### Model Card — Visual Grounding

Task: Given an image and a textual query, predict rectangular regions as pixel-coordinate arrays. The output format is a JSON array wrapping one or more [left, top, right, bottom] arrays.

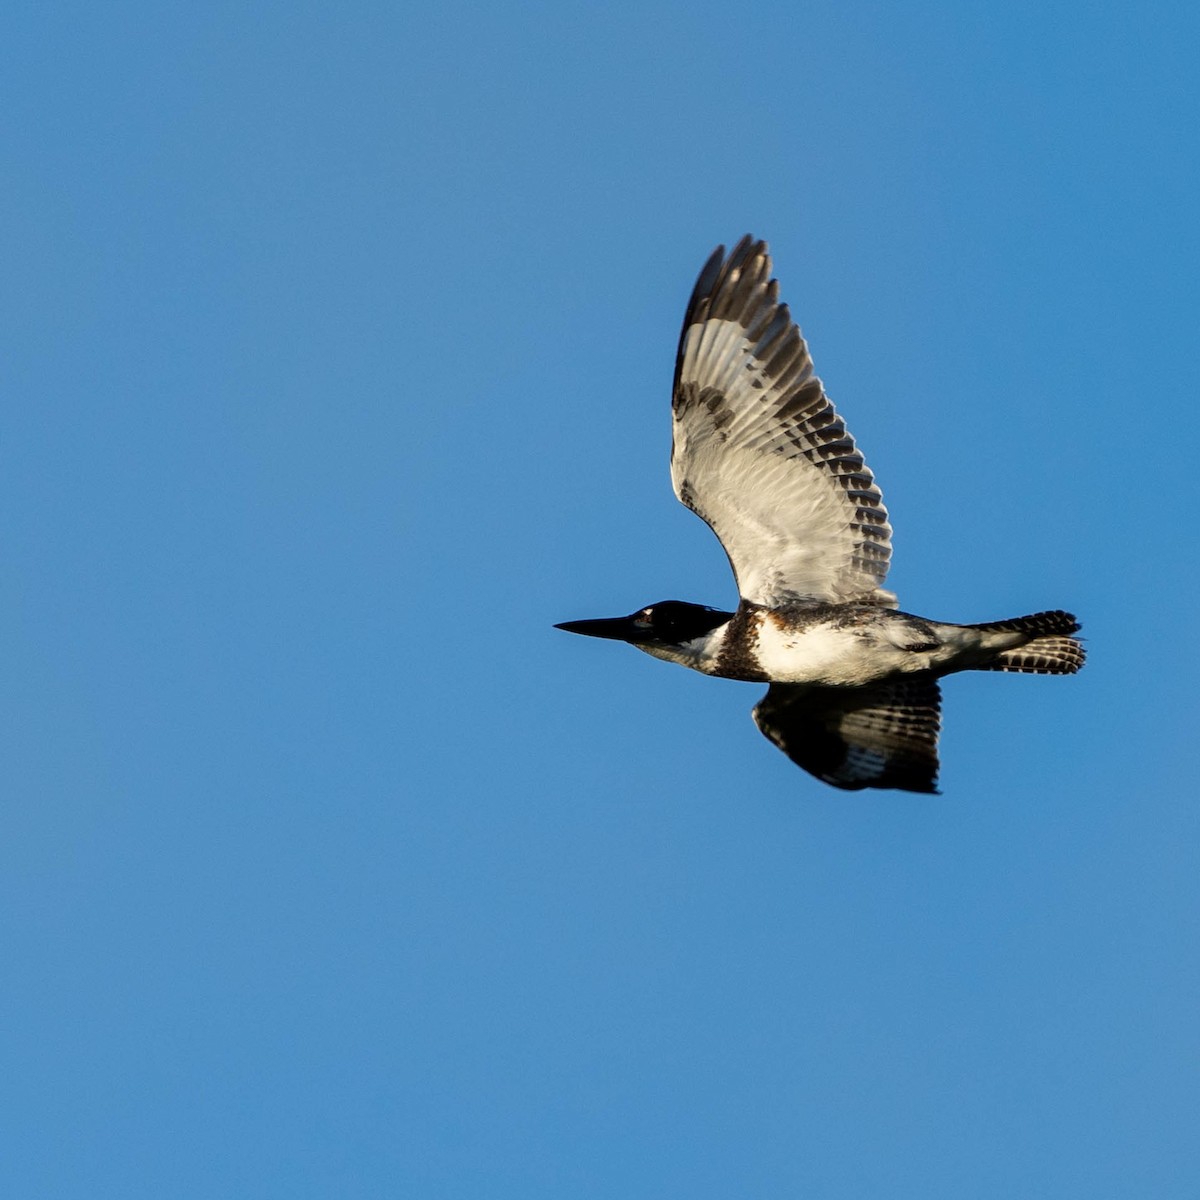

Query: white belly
[[753, 619, 903, 685]]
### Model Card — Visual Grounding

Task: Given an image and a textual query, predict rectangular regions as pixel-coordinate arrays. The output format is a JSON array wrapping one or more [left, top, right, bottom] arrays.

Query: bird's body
[[638, 602, 1074, 687], [556, 237, 1083, 792]]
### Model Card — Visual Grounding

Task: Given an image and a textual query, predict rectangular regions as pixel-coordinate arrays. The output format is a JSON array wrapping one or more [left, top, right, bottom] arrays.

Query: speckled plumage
[[556, 238, 1084, 792]]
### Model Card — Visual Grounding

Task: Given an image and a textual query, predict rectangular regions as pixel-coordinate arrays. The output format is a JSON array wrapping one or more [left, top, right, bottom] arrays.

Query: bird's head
[[555, 600, 733, 668]]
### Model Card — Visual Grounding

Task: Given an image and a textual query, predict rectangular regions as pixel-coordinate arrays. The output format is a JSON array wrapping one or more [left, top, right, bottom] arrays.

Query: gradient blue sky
[[3, 2, 1197, 1196]]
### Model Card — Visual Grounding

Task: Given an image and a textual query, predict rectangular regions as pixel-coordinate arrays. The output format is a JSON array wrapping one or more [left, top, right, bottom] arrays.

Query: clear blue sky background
[[3, 2, 1197, 1196]]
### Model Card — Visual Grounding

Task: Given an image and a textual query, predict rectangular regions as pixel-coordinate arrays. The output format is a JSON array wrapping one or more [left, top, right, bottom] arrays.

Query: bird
[[555, 236, 1083, 792]]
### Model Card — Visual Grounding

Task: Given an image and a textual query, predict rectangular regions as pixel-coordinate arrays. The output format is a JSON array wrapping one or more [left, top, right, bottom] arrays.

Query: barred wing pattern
[[671, 237, 894, 608], [753, 680, 942, 793]]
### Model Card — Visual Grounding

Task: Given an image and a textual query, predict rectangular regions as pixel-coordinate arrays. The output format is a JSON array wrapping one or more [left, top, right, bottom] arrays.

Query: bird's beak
[[554, 615, 648, 643]]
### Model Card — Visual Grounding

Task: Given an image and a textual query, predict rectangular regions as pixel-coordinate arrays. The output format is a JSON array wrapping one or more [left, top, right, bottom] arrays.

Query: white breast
[[753, 617, 902, 686]]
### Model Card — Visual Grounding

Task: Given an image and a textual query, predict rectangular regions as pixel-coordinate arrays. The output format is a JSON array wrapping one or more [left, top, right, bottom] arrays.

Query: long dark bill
[[553, 616, 642, 641]]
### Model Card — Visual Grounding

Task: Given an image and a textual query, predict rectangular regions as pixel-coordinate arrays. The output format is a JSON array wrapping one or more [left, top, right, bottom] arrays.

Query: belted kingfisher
[[556, 237, 1083, 792]]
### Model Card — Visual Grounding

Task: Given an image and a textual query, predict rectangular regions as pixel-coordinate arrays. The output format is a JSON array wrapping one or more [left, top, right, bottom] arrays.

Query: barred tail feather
[[970, 610, 1085, 675], [970, 609, 1080, 637], [981, 635, 1086, 674]]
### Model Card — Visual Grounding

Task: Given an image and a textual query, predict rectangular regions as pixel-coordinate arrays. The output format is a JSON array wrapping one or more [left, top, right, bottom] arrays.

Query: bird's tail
[[969, 610, 1085, 675]]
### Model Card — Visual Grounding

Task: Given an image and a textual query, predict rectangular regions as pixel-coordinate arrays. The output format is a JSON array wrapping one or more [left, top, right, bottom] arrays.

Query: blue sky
[[2, 2, 1197, 1195]]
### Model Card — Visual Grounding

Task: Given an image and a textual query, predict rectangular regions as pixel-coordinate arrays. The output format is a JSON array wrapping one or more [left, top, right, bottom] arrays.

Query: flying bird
[[556, 237, 1083, 792]]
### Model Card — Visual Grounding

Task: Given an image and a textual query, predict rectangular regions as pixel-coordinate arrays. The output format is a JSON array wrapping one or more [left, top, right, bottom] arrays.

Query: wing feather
[[672, 237, 894, 607], [752, 680, 942, 793]]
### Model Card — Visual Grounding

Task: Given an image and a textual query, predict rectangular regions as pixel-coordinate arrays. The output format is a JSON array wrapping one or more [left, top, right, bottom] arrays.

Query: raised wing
[[752, 680, 942, 793], [671, 236, 894, 608]]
